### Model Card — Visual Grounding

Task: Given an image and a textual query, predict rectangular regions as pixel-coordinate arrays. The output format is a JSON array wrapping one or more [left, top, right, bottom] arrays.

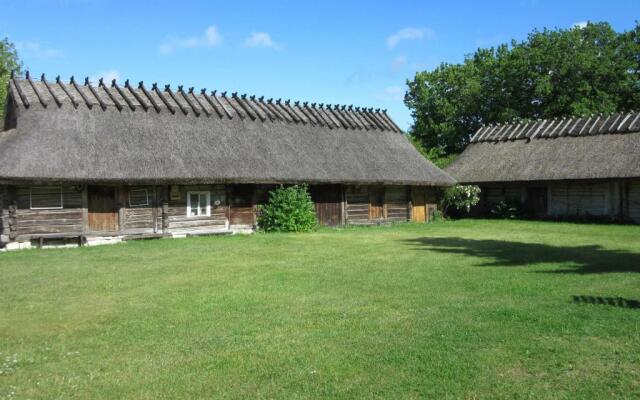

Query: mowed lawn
[[1, 220, 640, 399]]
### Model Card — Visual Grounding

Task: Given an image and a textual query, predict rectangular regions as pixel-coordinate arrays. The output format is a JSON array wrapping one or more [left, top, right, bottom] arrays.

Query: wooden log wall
[[166, 185, 227, 233], [345, 186, 370, 224], [548, 182, 608, 217], [120, 186, 157, 234], [13, 185, 83, 238], [627, 180, 640, 223], [345, 185, 410, 224], [385, 186, 409, 222], [229, 185, 256, 226], [0, 186, 8, 243]]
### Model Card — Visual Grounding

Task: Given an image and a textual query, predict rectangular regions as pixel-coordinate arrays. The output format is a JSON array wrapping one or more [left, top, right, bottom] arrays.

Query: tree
[[405, 22, 640, 154], [0, 38, 21, 122]]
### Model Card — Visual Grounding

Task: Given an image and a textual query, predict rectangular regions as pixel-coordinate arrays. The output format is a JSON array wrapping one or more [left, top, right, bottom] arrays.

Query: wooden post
[[81, 185, 88, 234], [340, 185, 346, 226], [8, 201, 17, 240], [407, 186, 413, 222], [162, 201, 169, 234]]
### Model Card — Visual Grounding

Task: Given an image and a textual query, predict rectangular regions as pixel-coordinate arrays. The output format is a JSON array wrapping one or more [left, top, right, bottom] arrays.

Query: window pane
[[190, 193, 199, 216]]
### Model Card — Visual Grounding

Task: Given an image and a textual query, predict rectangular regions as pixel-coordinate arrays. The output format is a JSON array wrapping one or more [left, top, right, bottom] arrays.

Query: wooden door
[[369, 187, 384, 220], [525, 187, 548, 217], [412, 188, 426, 222], [88, 186, 118, 232], [310, 185, 342, 226], [230, 185, 255, 225]]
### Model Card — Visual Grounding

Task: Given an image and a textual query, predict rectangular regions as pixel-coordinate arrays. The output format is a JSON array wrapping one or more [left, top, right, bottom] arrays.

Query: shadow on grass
[[404, 237, 640, 274], [572, 295, 640, 309]]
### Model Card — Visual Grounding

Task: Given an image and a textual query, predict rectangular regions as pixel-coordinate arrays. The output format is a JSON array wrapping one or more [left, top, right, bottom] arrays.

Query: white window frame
[[30, 186, 63, 210], [129, 188, 150, 208], [186, 191, 211, 217]]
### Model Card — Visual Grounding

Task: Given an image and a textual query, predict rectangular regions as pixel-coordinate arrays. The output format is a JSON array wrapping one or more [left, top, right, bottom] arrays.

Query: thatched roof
[[0, 73, 454, 186], [447, 111, 640, 183]]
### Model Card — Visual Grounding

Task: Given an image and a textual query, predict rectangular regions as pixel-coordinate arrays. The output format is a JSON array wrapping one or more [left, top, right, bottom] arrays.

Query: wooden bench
[[19, 233, 87, 248]]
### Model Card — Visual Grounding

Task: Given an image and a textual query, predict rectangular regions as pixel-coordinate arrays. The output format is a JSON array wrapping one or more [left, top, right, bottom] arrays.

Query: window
[[30, 186, 63, 209], [129, 188, 149, 207], [187, 191, 210, 217]]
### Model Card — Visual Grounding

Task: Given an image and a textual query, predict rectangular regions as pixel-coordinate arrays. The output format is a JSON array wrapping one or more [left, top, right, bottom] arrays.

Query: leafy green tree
[[405, 22, 640, 153], [0, 38, 21, 122]]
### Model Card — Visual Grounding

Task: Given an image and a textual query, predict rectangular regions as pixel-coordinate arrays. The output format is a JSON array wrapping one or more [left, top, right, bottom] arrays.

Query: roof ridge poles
[[136, 82, 161, 113], [165, 84, 190, 116], [10, 74, 30, 108], [254, 96, 278, 122], [223, 92, 246, 119], [175, 85, 201, 117], [276, 99, 299, 123], [328, 104, 353, 129], [40, 74, 62, 107], [85, 77, 107, 110], [308, 103, 331, 128], [379, 109, 403, 133], [56, 76, 78, 108], [249, 95, 274, 121], [98, 78, 123, 111], [205, 90, 232, 119], [70, 76, 93, 109], [112, 79, 136, 111], [127, 80, 151, 111], [264, 98, 290, 122], [187, 87, 210, 117], [152, 83, 176, 114], [25, 71, 47, 107], [297, 101, 318, 125]]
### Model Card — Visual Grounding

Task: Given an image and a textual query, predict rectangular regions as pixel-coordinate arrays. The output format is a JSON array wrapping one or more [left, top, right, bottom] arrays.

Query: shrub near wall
[[257, 185, 317, 232]]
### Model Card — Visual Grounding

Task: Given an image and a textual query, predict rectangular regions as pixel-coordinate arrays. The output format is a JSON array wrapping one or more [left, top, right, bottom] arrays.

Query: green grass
[[1, 220, 640, 399]]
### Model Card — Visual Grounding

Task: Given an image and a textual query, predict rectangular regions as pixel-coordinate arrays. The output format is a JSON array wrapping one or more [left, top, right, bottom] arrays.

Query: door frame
[[86, 185, 119, 233]]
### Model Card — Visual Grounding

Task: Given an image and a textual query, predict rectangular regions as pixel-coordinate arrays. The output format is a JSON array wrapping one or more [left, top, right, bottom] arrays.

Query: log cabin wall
[[13, 185, 84, 239], [165, 185, 227, 234], [309, 184, 343, 226], [0, 186, 8, 243], [626, 180, 640, 223], [345, 185, 410, 224], [119, 186, 158, 234]]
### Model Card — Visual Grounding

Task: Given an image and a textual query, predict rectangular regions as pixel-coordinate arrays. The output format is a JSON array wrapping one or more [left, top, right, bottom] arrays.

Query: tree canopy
[[0, 38, 21, 122], [405, 22, 640, 154]]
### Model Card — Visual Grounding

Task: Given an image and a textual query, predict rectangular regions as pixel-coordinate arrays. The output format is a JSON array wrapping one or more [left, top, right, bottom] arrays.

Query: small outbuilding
[[0, 73, 454, 248], [446, 111, 640, 222]]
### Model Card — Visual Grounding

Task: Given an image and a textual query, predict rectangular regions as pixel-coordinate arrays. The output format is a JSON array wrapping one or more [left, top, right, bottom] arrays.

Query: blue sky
[[2, 0, 638, 129]]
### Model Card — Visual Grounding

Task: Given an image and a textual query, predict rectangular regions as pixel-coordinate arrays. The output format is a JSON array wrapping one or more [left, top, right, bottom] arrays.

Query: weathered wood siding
[[166, 185, 227, 233], [14, 185, 83, 237], [628, 180, 640, 223], [229, 185, 255, 226], [121, 186, 157, 234], [346, 185, 410, 224], [385, 186, 409, 222], [0, 186, 8, 243], [483, 186, 523, 206], [310, 185, 342, 226], [346, 186, 370, 224], [548, 182, 607, 217]]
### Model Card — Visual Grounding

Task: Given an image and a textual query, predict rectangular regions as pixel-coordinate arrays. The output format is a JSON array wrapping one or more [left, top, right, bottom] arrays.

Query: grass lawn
[[1, 220, 640, 399]]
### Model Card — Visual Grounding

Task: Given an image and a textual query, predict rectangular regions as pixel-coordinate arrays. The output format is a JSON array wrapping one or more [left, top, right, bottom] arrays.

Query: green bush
[[441, 185, 481, 216], [257, 185, 317, 232], [490, 199, 524, 219]]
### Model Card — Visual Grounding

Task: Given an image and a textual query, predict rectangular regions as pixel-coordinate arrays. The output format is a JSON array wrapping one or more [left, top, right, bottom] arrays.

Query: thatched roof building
[[1, 73, 453, 186], [447, 111, 640, 183], [0, 73, 453, 248], [446, 112, 640, 222]]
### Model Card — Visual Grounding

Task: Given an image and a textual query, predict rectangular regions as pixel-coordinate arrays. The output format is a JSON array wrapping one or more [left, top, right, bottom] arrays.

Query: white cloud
[[387, 27, 434, 49], [573, 21, 588, 29], [244, 32, 283, 50], [15, 41, 60, 59], [391, 54, 407, 72], [159, 25, 222, 54], [376, 86, 405, 101], [89, 69, 120, 84]]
